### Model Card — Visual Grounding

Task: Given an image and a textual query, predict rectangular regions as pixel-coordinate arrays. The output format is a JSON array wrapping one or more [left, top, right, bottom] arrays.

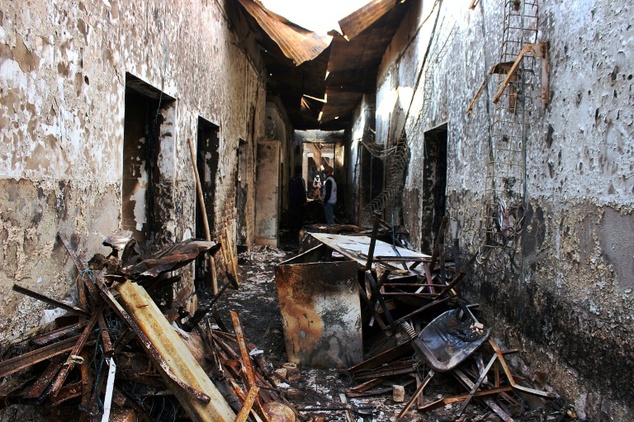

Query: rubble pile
[[0, 232, 296, 422], [0, 222, 575, 422], [271, 215, 564, 421]]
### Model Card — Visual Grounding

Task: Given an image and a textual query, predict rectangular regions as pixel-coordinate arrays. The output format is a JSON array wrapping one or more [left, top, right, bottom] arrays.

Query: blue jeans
[[324, 202, 335, 224]]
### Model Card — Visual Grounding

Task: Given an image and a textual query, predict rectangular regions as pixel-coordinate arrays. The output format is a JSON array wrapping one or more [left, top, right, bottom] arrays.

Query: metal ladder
[[479, 0, 540, 273]]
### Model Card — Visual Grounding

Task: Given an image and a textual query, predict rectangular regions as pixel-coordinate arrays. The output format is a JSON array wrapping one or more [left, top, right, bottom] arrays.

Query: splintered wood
[[0, 232, 292, 421]]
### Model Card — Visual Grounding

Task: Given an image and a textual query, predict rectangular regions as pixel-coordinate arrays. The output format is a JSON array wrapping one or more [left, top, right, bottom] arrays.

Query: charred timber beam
[[188, 138, 218, 294], [98, 281, 211, 402], [109, 279, 237, 421]]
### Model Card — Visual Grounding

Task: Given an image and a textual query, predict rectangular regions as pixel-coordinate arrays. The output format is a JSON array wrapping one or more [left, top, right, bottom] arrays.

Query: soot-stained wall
[[366, 0, 633, 419], [0, 1, 266, 340]]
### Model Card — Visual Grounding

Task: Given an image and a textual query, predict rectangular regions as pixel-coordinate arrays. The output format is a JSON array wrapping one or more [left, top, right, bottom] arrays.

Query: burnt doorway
[[122, 73, 175, 256], [194, 118, 220, 289], [421, 124, 447, 252], [235, 139, 248, 247]]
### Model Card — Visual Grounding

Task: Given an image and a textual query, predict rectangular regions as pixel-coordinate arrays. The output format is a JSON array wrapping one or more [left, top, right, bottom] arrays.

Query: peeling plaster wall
[[366, 0, 634, 418], [0, 1, 266, 340]]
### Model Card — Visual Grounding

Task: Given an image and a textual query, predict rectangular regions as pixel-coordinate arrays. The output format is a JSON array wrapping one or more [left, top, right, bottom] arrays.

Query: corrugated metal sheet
[[237, 0, 328, 66], [338, 0, 398, 41]]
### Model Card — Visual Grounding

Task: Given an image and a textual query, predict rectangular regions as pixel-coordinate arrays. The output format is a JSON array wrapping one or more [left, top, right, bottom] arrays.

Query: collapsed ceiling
[[236, 0, 412, 132]]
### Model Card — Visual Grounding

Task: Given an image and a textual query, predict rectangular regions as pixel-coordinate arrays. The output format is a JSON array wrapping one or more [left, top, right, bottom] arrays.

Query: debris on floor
[[0, 232, 296, 421], [269, 217, 562, 421], [0, 225, 579, 422]]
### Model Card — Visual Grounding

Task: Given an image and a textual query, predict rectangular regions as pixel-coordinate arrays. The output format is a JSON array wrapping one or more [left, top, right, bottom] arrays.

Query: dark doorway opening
[[122, 73, 175, 256], [421, 124, 448, 252], [359, 147, 384, 226], [194, 117, 220, 290]]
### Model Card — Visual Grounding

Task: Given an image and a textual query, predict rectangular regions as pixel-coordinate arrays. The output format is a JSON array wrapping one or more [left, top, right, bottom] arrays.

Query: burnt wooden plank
[[98, 281, 212, 404], [230, 311, 256, 389]]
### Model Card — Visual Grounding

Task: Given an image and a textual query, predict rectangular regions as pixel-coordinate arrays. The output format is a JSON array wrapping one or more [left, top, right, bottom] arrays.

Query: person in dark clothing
[[321, 165, 337, 224], [288, 165, 307, 239]]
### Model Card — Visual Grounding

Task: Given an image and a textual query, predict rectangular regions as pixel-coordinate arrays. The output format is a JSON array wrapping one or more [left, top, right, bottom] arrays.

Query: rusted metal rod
[[97, 313, 114, 357], [393, 296, 451, 325], [49, 306, 105, 398], [12, 284, 90, 318], [365, 211, 382, 271], [57, 232, 87, 271], [348, 341, 413, 373], [30, 322, 85, 346], [366, 270, 397, 333], [234, 385, 260, 422], [0, 334, 93, 379], [455, 353, 498, 417]]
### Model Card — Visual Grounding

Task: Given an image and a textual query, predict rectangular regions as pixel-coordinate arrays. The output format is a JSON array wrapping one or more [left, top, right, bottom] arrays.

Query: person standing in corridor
[[289, 165, 307, 240], [322, 165, 337, 224]]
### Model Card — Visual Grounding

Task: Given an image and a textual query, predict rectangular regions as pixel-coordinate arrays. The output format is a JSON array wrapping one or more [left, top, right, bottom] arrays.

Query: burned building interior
[[0, 0, 632, 421]]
